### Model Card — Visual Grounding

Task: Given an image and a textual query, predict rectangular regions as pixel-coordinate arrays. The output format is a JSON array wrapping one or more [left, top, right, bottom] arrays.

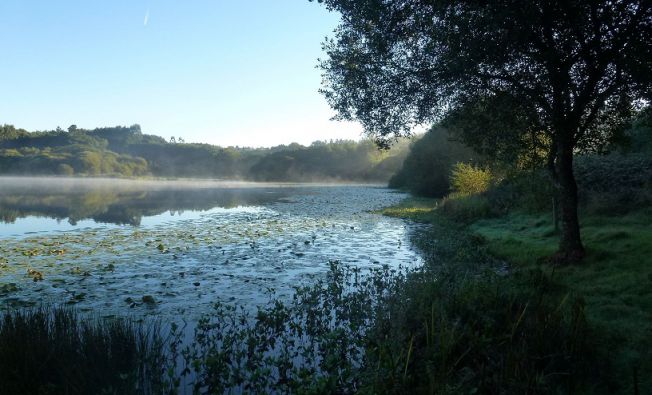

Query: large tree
[[314, 0, 652, 261]]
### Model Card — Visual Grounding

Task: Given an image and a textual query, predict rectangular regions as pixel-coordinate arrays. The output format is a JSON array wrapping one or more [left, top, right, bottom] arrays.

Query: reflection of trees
[[0, 185, 287, 226]]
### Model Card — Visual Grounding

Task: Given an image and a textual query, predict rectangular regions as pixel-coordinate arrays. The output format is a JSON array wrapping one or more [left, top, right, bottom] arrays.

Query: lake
[[0, 177, 424, 318]]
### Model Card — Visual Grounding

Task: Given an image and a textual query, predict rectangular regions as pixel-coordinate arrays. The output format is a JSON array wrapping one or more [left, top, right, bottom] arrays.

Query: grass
[[471, 208, 652, 337], [380, 196, 652, 394], [0, 307, 175, 395], [374, 196, 439, 222], [471, 208, 652, 393]]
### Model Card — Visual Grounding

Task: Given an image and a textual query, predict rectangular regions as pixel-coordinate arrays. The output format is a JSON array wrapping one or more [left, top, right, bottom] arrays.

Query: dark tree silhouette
[[314, 0, 652, 261]]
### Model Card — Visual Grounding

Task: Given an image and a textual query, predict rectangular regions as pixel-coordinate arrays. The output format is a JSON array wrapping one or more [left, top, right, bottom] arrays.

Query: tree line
[[0, 124, 410, 182]]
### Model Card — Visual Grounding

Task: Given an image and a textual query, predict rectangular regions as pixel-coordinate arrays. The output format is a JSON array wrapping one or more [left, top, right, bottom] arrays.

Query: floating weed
[[27, 268, 43, 282], [0, 187, 420, 318]]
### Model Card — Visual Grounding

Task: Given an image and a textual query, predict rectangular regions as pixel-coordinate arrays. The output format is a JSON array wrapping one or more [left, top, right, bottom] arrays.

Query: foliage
[[450, 163, 492, 196], [3, 255, 596, 394], [615, 106, 652, 154], [383, 196, 652, 394], [0, 307, 175, 395], [388, 127, 476, 197], [249, 138, 411, 182], [175, 229, 597, 394], [484, 170, 555, 215], [0, 145, 149, 177], [437, 193, 492, 224], [575, 153, 652, 214], [315, 0, 652, 256], [316, 0, 651, 143], [479, 153, 652, 217], [56, 163, 74, 176], [442, 93, 550, 169], [432, 150, 652, 221], [0, 124, 410, 182], [0, 124, 29, 141]]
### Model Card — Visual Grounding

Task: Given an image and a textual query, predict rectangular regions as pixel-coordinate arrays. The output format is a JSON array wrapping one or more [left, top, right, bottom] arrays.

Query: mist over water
[[0, 177, 423, 317], [0, 177, 298, 233], [0, 177, 385, 232]]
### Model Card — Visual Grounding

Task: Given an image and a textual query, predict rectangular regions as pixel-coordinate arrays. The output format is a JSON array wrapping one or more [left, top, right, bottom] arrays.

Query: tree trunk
[[554, 139, 585, 262]]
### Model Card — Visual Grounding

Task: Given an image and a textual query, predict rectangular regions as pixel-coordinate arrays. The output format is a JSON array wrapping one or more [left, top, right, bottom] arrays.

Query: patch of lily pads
[[0, 186, 424, 317]]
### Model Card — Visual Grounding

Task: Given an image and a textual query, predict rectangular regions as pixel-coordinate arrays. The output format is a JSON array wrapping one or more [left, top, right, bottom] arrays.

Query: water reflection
[[0, 177, 290, 226], [0, 181, 420, 317]]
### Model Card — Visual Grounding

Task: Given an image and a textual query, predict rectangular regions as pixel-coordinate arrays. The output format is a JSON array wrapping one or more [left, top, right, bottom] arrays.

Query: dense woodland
[[391, 107, 652, 203], [0, 124, 410, 182]]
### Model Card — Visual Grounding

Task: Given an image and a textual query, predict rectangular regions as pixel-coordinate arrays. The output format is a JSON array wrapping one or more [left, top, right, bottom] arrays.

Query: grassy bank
[[381, 196, 652, 394]]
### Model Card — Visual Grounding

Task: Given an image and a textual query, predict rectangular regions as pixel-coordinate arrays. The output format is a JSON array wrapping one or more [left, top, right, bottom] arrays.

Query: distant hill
[[0, 124, 411, 182]]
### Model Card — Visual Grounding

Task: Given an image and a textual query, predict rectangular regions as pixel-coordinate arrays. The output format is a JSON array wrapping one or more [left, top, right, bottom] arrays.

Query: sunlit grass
[[377, 196, 439, 221]]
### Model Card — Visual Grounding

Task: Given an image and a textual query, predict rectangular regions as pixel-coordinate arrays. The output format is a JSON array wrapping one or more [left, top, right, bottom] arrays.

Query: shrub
[[389, 127, 477, 197], [619, 106, 652, 154], [450, 162, 492, 195], [485, 169, 554, 214], [362, 272, 596, 395], [479, 152, 652, 217], [574, 153, 652, 214]]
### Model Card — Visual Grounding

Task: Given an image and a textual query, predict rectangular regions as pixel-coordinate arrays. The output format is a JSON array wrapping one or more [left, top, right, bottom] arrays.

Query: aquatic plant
[[0, 307, 176, 395], [178, 229, 598, 394]]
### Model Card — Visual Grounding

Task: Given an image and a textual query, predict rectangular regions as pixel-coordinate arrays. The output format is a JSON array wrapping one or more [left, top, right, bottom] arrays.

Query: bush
[[477, 152, 652, 217], [450, 162, 492, 195], [575, 153, 652, 214], [619, 107, 652, 154], [485, 169, 554, 214], [362, 271, 596, 394], [389, 127, 477, 197]]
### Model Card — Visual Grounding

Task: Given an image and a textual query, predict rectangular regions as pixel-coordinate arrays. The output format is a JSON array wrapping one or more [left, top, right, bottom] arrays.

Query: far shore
[[0, 175, 387, 190]]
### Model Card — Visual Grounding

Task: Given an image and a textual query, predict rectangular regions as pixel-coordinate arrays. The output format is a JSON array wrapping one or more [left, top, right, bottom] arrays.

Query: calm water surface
[[0, 177, 423, 317]]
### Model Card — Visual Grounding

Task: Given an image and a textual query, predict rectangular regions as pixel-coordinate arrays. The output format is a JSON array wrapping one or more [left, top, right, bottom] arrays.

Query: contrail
[[144, 9, 149, 26]]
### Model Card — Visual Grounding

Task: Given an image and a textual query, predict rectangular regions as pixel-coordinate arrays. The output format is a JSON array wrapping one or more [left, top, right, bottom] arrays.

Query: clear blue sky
[[0, 0, 363, 147]]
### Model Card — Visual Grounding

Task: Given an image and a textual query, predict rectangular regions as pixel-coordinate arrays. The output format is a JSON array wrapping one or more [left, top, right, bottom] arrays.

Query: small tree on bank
[[314, 0, 651, 261]]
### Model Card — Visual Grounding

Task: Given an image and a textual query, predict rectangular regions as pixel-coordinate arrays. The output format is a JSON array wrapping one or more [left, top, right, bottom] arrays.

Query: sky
[[0, 0, 365, 147]]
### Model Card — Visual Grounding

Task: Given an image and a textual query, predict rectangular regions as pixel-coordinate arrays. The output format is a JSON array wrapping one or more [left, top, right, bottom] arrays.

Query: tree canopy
[[315, 0, 652, 260]]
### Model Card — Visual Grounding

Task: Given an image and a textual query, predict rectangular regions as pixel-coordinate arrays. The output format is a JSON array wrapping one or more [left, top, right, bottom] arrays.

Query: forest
[[0, 124, 410, 182]]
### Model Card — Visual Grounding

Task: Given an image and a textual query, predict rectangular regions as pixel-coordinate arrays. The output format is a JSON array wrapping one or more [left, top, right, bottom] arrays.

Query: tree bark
[[554, 138, 585, 262]]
